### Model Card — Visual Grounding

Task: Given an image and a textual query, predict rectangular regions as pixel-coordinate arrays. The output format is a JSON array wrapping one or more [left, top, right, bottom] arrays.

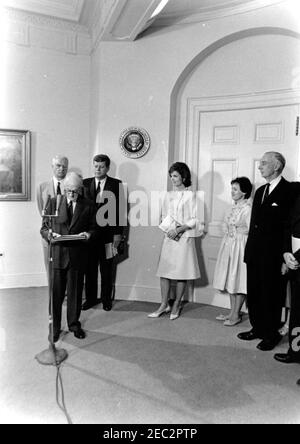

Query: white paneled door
[[194, 104, 300, 305]]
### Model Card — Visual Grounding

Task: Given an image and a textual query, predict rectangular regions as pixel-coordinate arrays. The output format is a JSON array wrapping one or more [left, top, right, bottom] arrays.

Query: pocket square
[[271, 203, 279, 206]]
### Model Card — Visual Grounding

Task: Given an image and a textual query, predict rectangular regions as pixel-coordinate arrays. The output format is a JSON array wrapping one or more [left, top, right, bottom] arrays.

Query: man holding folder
[[82, 154, 125, 311]]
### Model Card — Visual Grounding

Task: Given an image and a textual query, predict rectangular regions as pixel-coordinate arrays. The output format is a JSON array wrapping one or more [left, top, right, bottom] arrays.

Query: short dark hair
[[93, 154, 110, 168], [231, 177, 253, 199], [169, 162, 192, 187]]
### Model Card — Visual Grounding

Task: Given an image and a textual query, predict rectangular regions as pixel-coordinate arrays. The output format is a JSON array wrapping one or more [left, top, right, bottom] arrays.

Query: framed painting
[[0, 129, 31, 201]]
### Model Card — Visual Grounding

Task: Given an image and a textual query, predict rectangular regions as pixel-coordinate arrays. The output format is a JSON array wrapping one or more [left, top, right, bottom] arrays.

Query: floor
[[0, 287, 299, 424]]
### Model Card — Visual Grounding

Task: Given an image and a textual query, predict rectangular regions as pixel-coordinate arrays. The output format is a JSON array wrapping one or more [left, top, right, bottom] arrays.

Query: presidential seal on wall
[[119, 127, 150, 159]]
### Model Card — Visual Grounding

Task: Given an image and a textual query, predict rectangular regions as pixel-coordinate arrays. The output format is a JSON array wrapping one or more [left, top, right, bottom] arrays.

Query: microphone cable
[[55, 362, 73, 424]]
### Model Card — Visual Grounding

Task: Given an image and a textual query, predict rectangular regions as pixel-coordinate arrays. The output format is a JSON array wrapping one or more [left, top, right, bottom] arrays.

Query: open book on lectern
[[51, 234, 87, 243]]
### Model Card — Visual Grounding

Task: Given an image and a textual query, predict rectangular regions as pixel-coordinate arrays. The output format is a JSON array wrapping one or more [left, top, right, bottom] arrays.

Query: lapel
[[89, 178, 96, 202], [44, 179, 55, 198], [265, 177, 286, 203], [59, 195, 68, 223], [260, 177, 286, 206], [96, 176, 111, 208], [70, 197, 83, 229], [50, 179, 56, 197], [103, 176, 112, 192]]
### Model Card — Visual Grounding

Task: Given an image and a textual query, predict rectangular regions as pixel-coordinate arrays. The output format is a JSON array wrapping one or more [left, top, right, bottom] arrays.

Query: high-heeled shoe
[[216, 314, 230, 321], [148, 305, 171, 318], [223, 317, 242, 326], [170, 307, 182, 320]]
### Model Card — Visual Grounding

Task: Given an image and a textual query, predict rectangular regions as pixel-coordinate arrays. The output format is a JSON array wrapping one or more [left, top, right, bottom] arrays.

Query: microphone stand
[[35, 208, 68, 366]]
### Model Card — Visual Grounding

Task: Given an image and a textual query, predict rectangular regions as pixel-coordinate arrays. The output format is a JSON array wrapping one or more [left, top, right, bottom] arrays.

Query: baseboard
[[0, 273, 47, 289], [114, 284, 161, 303]]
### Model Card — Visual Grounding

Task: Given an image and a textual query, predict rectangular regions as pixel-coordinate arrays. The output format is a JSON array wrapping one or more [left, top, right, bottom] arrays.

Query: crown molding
[[4, 8, 91, 54], [152, 0, 287, 27], [4, 0, 85, 22], [4, 7, 89, 33]]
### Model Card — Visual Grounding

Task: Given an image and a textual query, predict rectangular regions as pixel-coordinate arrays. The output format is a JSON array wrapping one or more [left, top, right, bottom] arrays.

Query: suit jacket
[[36, 179, 57, 216], [40, 195, 97, 270], [83, 176, 125, 243], [283, 186, 300, 262], [245, 177, 298, 264]]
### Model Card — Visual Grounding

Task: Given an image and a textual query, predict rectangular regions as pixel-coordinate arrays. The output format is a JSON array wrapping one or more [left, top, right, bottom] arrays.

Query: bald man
[[37, 155, 69, 272], [41, 172, 97, 342]]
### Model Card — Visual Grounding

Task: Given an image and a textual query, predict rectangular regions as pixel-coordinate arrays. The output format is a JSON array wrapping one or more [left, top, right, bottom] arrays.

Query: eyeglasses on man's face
[[65, 188, 80, 194]]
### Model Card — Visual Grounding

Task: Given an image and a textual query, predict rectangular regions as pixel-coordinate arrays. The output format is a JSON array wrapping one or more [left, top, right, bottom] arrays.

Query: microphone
[[42, 194, 51, 216], [55, 194, 61, 216]]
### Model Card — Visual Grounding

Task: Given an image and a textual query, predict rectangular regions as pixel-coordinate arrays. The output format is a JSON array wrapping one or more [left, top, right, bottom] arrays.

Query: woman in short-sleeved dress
[[148, 162, 203, 320], [213, 177, 253, 326]]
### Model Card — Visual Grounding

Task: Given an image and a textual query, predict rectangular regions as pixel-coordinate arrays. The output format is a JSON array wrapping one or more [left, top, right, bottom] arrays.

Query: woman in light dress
[[148, 162, 203, 320], [213, 177, 253, 326]]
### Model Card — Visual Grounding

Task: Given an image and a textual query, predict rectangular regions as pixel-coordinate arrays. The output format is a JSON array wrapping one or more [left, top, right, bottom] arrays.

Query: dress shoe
[[103, 302, 112, 311], [82, 299, 101, 311], [237, 330, 260, 341], [257, 335, 282, 351], [73, 328, 86, 339], [148, 305, 171, 318], [274, 353, 300, 364]]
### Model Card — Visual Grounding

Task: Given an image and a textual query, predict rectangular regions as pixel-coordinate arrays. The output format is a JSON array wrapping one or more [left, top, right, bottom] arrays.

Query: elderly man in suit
[[238, 152, 299, 351], [274, 193, 300, 364], [82, 154, 124, 311], [37, 155, 69, 272], [41, 172, 97, 342]]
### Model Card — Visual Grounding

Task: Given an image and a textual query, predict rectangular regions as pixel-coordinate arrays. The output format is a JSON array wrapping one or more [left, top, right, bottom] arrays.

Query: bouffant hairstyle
[[231, 177, 253, 199], [169, 162, 192, 187]]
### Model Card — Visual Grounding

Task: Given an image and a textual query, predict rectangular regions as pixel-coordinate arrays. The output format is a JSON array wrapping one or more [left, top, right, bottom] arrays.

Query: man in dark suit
[[274, 193, 300, 364], [238, 152, 299, 351], [82, 154, 124, 311], [41, 172, 97, 342]]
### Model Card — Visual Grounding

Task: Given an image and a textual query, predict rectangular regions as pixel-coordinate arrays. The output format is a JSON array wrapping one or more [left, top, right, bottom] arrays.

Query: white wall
[[90, 2, 300, 302], [0, 42, 90, 288], [177, 33, 300, 163], [1, 1, 300, 296]]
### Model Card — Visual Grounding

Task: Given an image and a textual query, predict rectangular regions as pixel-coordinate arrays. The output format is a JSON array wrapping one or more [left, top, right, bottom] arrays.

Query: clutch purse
[[159, 215, 182, 241]]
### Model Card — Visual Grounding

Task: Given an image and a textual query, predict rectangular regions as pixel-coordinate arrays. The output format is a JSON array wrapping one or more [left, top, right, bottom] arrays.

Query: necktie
[[96, 181, 102, 204], [57, 182, 61, 195], [262, 183, 270, 204], [96, 181, 100, 196], [67, 201, 73, 224]]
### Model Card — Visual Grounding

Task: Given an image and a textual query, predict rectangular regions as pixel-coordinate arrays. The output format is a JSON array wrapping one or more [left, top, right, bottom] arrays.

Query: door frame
[[180, 87, 300, 304]]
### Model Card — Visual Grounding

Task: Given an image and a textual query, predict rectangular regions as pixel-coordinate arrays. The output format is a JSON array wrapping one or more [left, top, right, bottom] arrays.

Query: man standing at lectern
[[41, 172, 97, 342], [37, 155, 69, 272]]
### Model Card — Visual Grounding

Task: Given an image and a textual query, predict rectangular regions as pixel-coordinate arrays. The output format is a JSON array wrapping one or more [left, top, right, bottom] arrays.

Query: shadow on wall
[[194, 171, 229, 293], [114, 162, 150, 281]]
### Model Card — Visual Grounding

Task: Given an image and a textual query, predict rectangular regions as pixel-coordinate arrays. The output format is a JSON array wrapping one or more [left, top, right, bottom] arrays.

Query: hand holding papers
[[159, 215, 182, 241], [105, 243, 118, 259]]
